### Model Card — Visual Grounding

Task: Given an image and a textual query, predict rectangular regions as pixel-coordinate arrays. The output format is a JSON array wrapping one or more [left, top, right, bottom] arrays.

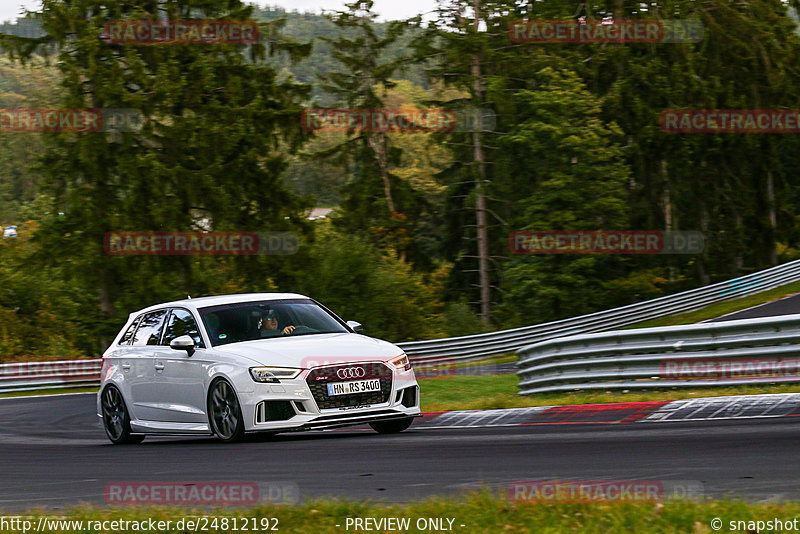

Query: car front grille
[[306, 362, 393, 410]]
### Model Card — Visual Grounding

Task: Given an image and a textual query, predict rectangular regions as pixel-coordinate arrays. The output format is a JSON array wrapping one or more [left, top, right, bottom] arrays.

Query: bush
[[298, 223, 446, 343]]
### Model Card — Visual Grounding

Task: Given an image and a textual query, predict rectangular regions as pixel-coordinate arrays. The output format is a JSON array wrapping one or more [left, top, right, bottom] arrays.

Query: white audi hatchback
[[97, 293, 421, 444]]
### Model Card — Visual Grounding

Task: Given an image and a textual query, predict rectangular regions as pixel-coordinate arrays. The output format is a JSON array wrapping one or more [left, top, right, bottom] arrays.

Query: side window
[[162, 309, 204, 348], [118, 315, 142, 345], [131, 310, 168, 346]]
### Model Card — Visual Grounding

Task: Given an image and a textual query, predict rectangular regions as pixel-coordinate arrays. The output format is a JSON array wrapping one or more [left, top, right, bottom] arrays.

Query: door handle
[[154, 363, 165, 371], [121, 363, 131, 371]]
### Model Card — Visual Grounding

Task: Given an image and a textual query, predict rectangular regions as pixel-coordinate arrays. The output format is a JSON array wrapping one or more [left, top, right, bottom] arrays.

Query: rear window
[[118, 316, 142, 345], [131, 310, 168, 346]]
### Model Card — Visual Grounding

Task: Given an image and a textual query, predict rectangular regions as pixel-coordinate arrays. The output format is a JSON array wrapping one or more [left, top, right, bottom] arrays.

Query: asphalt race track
[[710, 292, 800, 322], [3, 393, 800, 511], [5, 297, 800, 512]]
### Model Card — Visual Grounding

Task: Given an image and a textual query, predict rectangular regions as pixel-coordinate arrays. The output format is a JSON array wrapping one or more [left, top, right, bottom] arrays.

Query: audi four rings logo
[[336, 366, 366, 379]]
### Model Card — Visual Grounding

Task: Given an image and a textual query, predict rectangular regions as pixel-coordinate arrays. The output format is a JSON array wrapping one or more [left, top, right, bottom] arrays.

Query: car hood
[[211, 333, 404, 368]]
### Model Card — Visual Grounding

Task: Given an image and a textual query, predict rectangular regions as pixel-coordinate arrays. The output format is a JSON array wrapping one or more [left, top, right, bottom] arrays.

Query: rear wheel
[[101, 385, 144, 444], [369, 416, 414, 434], [208, 379, 245, 442]]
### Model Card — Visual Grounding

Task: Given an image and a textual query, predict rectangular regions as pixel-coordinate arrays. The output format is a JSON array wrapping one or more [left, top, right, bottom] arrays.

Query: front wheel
[[369, 416, 414, 434], [101, 385, 144, 445], [208, 379, 245, 442]]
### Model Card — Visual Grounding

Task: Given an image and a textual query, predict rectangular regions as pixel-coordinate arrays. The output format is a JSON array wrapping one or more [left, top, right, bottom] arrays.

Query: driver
[[257, 309, 295, 336]]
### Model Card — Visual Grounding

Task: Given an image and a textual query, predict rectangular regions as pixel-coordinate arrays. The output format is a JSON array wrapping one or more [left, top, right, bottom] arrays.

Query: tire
[[369, 416, 414, 434], [101, 385, 145, 445], [208, 378, 246, 442]]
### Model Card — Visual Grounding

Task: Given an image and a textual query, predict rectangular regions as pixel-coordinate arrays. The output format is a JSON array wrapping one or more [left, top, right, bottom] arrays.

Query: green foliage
[[19, 495, 800, 534], [298, 223, 446, 342], [312, 2, 442, 270], [251, 5, 427, 104], [494, 66, 634, 324], [0, 226, 84, 361], [2, 0, 800, 359], [438, 301, 488, 338], [0, 0, 316, 350], [0, 55, 58, 223]]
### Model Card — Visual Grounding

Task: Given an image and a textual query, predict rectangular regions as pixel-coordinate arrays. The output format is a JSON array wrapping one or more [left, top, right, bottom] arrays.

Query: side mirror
[[170, 335, 196, 356], [346, 320, 364, 334]]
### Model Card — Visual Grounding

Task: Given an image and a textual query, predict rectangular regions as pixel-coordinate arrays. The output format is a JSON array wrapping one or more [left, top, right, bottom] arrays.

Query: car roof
[[130, 293, 311, 317]]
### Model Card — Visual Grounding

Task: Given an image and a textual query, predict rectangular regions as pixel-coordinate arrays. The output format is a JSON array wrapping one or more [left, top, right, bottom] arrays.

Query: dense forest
[[0, 0, 799, 361]]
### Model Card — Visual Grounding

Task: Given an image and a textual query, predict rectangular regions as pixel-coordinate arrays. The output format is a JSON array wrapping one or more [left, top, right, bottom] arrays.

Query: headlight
[[249, 367, 302, 383], [388, 353, 412, 372]]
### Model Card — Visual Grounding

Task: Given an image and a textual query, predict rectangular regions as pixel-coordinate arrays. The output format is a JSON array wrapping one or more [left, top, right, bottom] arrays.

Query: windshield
[[198, 298, 349, 347]]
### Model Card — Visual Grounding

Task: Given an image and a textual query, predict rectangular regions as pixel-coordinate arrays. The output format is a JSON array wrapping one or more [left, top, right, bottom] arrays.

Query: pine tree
[[316, 0, 426, 263], [1, 0, 314, 347]]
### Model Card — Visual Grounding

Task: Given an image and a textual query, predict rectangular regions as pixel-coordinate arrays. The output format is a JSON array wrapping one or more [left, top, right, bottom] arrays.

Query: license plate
[[327, 379, 381, 396]]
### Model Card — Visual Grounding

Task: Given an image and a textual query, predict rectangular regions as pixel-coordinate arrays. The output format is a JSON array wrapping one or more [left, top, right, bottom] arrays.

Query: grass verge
[[0, 355, 519, 400], [10, 492, 800, 533], [418, 374, 800, 412]]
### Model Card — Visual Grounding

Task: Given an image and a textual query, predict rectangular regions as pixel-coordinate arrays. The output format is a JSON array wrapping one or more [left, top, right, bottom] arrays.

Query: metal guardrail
[[399, 259, 800, 365], [3, 259, 800, 393], [0, 359, 102, 393], [517, 313, 800, 395]]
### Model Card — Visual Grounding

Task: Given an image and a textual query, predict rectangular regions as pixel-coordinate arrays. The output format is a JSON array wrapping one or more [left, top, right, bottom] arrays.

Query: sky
[[0, 0, 435, 23]]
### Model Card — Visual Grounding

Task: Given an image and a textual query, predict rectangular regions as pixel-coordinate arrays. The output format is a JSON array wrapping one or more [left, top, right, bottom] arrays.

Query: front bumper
[[238, 364, 421, 432]]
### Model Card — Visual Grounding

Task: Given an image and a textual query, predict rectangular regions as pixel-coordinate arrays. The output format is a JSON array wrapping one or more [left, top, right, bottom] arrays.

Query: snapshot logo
[[661, 109, 800, 134], [0, 108, 143, 133], [509, 19, 703, 43], [102, 20, 259, 45], [301, 107, 496, 133], [103, 231, 298, 256], [509, 230, 704, 255], [661, 358, 800, 380], [103, 481, 298, 506], [509, 480, 704, 502]]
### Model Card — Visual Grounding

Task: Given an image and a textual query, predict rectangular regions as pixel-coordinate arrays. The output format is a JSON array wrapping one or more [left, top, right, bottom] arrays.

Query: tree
[[494, 66, 634, 323], [317, 0, 426, 262], [410, 0, 494, 324], [2, 0, 315, 349], [298, 222, 446, 342]]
